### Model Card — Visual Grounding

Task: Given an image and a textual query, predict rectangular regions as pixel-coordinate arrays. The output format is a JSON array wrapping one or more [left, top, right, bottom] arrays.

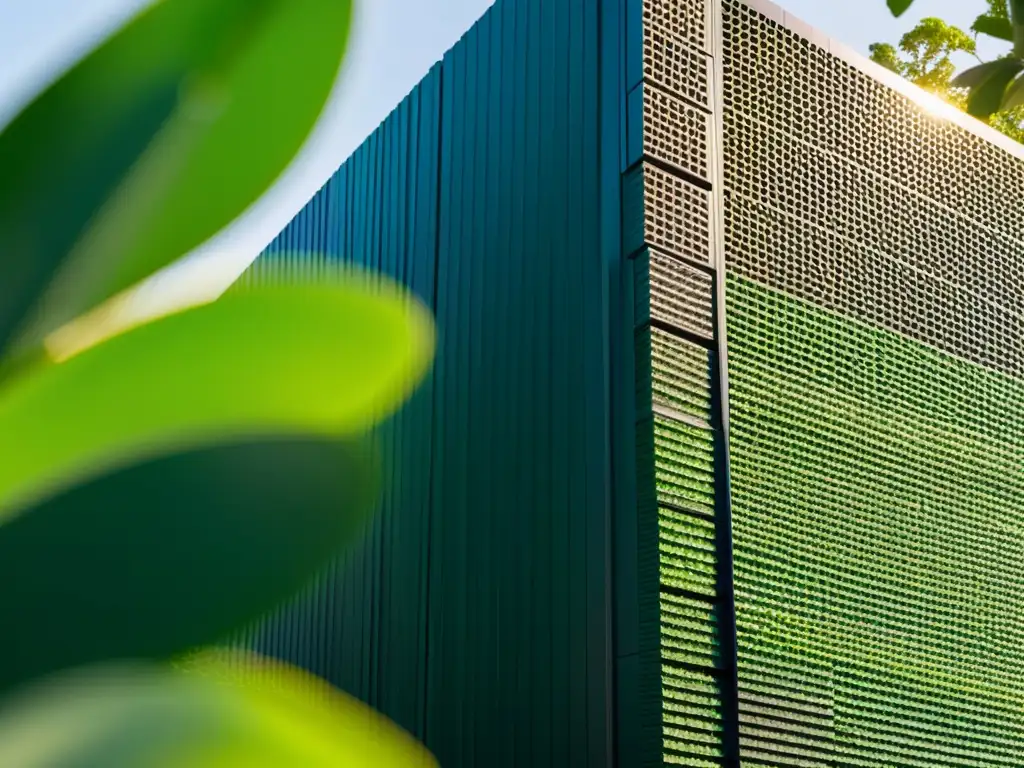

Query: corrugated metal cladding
[[237, 66, 442, 741], [232, 0, 1024, 765], [721, 0, 1024, 767], [238, 1, 624, 766]]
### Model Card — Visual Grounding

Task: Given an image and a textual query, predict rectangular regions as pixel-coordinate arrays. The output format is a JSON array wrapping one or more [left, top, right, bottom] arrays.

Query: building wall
[[239, 1, 626, 765], [236, 66, 442, 741], [625, 0, 737, 764], [632, 0, 1024, 765], [240, 0, 1024, 765], [721, 1, 1024, 764]]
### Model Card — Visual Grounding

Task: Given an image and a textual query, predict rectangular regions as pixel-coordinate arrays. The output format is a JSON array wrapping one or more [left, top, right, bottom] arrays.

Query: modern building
[[242, 0, 1024, 765]]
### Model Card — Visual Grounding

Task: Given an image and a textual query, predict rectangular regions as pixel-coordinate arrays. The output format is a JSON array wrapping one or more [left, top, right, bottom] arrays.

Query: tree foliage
[[875, 0, 1024, 142], [870, 18, 977, 95]]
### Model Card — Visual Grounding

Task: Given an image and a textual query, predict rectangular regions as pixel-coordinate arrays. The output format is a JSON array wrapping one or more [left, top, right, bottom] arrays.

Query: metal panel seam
[[710, 0, 741, 764]]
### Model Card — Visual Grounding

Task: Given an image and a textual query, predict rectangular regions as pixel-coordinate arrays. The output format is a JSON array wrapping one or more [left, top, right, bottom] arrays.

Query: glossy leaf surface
[[0, 278, 433, 519], [0, 0, 353, 353], [0, 438, 376, 690], [0, 655, 437, 766]]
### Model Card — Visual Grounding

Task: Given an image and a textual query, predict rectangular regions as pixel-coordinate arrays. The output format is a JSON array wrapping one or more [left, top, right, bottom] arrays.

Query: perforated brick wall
[[631, 0, 730, 764], [636, 0, 1024, 765], [720, 0, 1024, 766]]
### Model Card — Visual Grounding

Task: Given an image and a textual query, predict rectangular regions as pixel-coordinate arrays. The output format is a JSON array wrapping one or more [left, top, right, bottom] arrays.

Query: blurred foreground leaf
[[0, 438, 375, 691], [973, 13, 1014, 42], [0, 0, 353, 354], [1004, 73, 1024, 108], [956, 58, 1024, 116], [888, 0, 915, 17], [0, 278, 433, 518], [0, 654, 437, 766]]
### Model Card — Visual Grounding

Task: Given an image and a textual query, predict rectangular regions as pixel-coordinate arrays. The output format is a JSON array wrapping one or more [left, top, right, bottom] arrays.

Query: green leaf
[[0, 438, 376, 691], [972, 14, 1014, 41], [1004, 72, 1024, 108], [0, 0, 353, 355], [952, 59, 1014, 89], [0, 277, 433, 519], [0, 655, 438, 766], [888, 0, 915, 17], [965, 59, 1024, 117]]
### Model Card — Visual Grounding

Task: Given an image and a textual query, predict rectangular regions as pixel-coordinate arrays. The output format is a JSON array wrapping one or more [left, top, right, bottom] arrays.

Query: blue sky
[[0, 0, 1004, 289]]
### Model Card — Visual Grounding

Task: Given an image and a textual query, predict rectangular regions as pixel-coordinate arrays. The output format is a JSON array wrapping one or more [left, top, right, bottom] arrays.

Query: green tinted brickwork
[[651, 329, 713, 421], [663, 664, 726, 767], [655, 419, 715, 517], [660, 507, 716, 597], [726, 274, 1024, 766], [636, 313, 726, 764]]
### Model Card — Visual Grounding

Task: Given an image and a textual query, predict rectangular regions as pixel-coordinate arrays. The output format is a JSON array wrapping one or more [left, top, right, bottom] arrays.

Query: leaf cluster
[[878, 0, 1024, 140], [0, 0, 436, 763]]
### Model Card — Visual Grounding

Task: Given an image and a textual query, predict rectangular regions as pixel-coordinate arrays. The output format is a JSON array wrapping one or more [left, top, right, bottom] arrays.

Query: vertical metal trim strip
[[420, 63, 445, 744], [709, 0, 741, 764], [596, 1, 621, 764]]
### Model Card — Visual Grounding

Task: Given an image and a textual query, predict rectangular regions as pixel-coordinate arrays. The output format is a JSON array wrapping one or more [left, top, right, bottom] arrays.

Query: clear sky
[[0, 0, 1005, 293]]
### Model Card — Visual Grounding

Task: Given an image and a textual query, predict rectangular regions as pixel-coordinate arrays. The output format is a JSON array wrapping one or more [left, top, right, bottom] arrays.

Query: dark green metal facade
[[240, 65, 442, 740], [242, 0, 1024, 765], [242, 1, 628, 765]]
